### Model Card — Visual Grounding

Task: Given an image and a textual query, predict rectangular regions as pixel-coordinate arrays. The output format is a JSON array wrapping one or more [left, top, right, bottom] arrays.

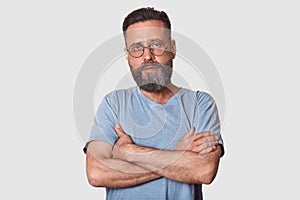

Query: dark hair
[[122, 7, 171, 32]]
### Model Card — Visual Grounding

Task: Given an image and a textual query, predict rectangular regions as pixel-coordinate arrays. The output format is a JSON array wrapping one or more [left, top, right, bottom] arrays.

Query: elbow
[[195, 165, 219, 185], [86, 152, 111, 187], [195, 171, 216, 185], [87, 169, 107, 187], [200, 173, 216, 185], [87, 170, 100, 187]]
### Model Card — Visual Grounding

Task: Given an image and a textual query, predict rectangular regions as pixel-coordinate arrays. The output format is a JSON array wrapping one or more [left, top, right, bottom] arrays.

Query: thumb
[[189, 126, 195, 134], [182, 126, 195, 139], [115, 124, 125, 137]]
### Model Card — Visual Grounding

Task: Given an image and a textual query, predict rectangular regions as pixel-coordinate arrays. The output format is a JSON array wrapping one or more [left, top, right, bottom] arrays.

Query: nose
[[143, 47, 154, 61]]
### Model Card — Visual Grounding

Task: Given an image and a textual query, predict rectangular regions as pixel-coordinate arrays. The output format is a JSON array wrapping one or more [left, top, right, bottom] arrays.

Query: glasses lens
[[130, 50, 143, 58], [128, 42, 166, 58], [150, 42, 165, 56], [152, 48, 165, 56], [129, 45, 143, 58]]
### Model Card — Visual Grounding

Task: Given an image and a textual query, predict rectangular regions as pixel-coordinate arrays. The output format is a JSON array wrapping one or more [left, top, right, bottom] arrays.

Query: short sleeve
[[195, 91, 225, 157], [83, 92, 118, 154]]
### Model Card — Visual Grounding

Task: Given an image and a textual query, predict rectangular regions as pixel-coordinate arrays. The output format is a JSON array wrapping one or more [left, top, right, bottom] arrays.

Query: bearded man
[[84, 7, 224, 200]]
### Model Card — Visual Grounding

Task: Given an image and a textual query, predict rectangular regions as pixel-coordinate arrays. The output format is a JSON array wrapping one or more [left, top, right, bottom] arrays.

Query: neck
[[140, 83, 180, 104]]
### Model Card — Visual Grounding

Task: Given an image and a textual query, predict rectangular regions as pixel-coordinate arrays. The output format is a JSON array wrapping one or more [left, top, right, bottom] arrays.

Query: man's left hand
[[112, 124, 134, 159]]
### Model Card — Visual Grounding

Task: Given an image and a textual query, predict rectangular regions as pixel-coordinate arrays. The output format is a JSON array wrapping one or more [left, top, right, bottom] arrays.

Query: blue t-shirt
[[87, 86, 224, 200]]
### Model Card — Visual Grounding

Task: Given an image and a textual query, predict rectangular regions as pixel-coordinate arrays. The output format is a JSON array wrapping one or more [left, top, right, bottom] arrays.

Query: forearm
[[86, 150, 160, 188], [116, 144, 221, 184]]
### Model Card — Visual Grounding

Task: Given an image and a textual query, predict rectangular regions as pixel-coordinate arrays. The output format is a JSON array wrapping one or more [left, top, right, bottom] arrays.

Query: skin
[[125, 20, 178, 103], [86, 20, 222, 188], [113, 125, 221, 184]]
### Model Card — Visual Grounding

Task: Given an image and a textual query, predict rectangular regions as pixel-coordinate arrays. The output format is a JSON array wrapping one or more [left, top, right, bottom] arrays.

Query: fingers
[[192, 132, 217, 141], [189, 126, 195, 134], [114, 124, 125, 137], [191, 140, 218, 152], [199, 145, 218, 158], [192, 136, 218, 146], [189, 131, 219, 153], [182, 126, 195, 139], [175, 127, 196, 151], [113, 124, 134, 149]]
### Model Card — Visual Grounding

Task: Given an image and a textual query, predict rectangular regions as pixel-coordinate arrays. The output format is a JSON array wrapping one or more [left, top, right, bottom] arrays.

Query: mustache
[[140, 62, 164, 69]]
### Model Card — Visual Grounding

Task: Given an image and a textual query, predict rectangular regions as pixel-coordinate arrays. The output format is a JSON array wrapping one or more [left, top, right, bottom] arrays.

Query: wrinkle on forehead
[[125, 27, 171, 46]]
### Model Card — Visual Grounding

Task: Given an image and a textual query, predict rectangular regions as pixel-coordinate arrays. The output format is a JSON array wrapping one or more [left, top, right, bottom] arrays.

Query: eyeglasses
[[127, 41, 168, 58]]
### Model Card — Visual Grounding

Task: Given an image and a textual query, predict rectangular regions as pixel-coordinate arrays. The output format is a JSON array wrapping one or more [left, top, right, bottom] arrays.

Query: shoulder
[[179, 88, 214, 103], [96, 87, 137, 115], [195, 91, 214, 103], [103, 86, 137, 102]]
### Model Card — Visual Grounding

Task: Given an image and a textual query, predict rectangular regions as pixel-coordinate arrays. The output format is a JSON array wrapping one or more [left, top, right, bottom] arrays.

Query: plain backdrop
[[1, 0, 299, 199]]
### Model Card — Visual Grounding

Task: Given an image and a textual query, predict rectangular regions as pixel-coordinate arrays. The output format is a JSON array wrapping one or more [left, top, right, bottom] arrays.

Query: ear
[[124, 47, 129, 60], [170, 39, 176, 59]]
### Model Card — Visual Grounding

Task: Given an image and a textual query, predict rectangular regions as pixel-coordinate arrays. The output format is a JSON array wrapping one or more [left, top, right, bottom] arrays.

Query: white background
[[1, 0, 299, 199]]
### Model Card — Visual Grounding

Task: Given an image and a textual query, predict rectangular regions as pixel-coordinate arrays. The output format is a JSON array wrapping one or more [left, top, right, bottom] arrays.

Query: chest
[[117, 98, 195, 149]]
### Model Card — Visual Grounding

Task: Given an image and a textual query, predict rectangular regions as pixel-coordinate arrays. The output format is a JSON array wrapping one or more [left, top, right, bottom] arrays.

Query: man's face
[[124, 20, 176, 92]]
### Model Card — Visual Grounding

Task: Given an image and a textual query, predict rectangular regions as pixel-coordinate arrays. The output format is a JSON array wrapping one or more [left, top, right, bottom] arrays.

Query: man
[[84, 7, 224, 200]]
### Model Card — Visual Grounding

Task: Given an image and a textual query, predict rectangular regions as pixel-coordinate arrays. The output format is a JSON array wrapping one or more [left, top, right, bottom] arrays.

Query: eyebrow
[[128, 38, 164, 47]]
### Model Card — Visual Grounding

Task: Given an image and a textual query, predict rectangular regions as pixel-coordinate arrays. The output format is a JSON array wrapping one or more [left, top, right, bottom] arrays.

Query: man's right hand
[[176, 127, 219, 158]]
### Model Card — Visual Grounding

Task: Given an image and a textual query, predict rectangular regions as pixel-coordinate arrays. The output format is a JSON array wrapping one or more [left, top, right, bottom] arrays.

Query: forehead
[[125, 20, 170, 45]]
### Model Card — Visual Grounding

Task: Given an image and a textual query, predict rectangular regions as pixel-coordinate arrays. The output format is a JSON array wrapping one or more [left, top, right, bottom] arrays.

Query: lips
[[141, 63, 160, 70], [143, 65, 158, 70], [142, 66, 159, 72]]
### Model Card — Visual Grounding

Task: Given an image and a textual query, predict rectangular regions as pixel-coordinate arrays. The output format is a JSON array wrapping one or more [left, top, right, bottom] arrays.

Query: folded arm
[[86, 125, 221, 188], [114, 143, 221, 184], [86, 140, 161, 188], [113, 125, 221, 184]]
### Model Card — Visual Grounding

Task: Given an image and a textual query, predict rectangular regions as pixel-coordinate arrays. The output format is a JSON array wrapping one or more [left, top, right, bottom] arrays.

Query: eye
[[151, 42, 163, 49], [129, 45, 143, 51]]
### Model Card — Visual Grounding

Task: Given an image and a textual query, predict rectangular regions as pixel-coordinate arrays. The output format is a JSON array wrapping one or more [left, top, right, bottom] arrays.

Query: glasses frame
[[126, 42, 169, 58]]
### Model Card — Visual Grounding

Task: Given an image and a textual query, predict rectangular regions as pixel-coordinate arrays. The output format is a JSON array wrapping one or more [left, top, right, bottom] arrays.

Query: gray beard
[[130, 62, 173, 93]]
